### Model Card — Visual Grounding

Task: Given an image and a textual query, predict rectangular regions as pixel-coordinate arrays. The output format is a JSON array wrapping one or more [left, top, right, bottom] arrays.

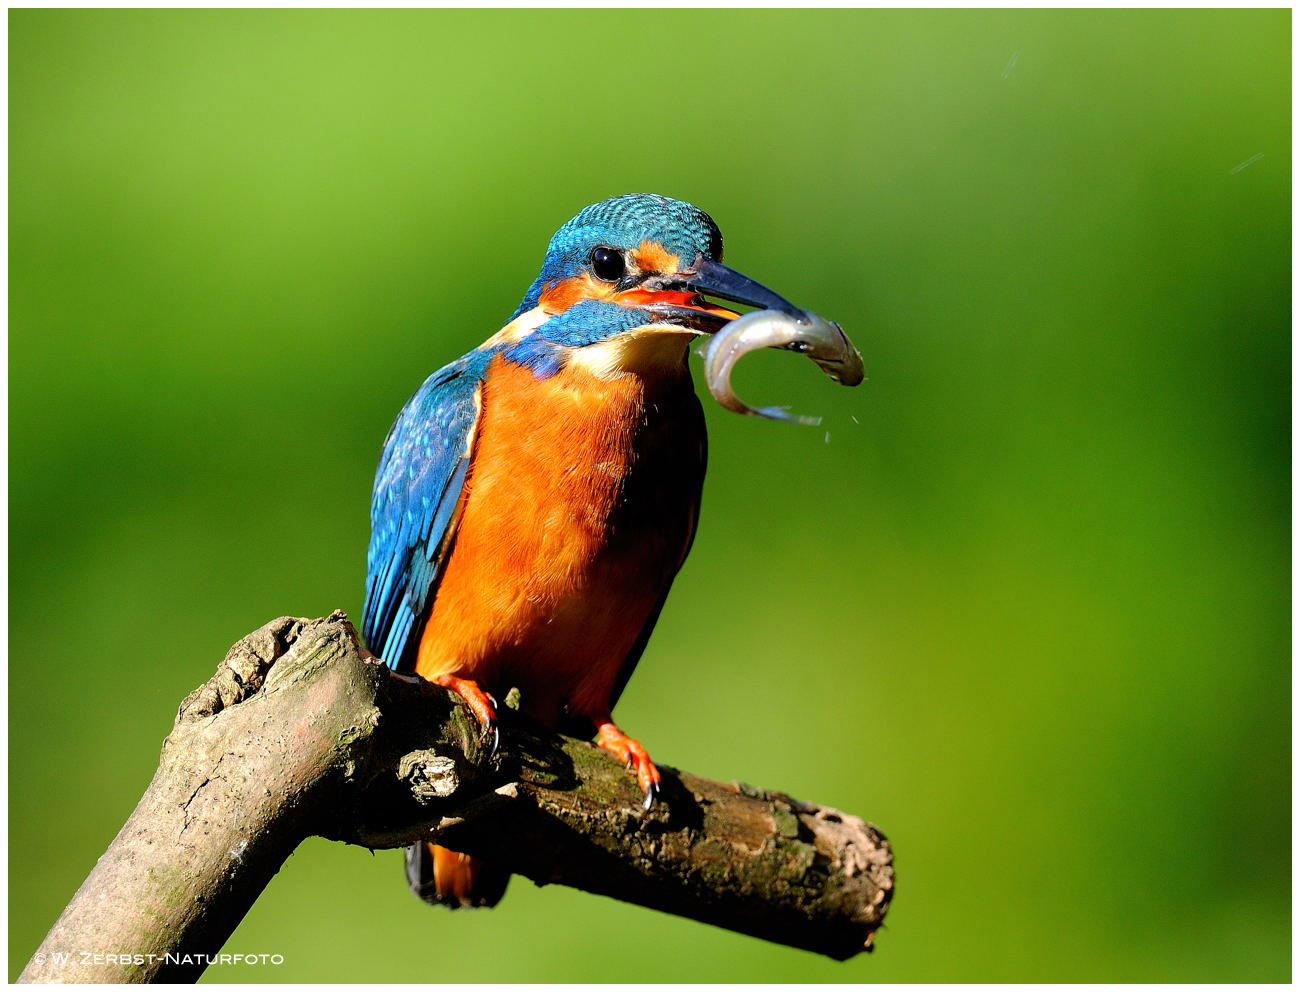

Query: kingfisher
[[363, 193, 808, 908]]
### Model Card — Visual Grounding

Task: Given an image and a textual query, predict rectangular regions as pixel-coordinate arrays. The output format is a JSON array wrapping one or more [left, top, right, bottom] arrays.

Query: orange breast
[[415, 351, 705, 725]]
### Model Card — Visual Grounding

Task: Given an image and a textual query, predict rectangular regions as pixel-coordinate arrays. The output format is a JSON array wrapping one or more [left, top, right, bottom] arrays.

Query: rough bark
[[19, 613, 894, 983]]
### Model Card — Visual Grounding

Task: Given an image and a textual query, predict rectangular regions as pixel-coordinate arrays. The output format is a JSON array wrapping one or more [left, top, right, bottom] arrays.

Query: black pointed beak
[[663, 256, 802, 315], [635, 255, 803, 331], [629, 256, 800, 332]]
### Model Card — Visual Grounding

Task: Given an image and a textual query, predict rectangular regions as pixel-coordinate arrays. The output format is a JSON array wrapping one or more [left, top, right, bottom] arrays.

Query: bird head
[[499, 193, 800, 377]]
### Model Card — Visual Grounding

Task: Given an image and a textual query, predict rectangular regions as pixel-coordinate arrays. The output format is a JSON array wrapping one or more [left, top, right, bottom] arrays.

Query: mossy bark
[[20, 614, 893, 983]]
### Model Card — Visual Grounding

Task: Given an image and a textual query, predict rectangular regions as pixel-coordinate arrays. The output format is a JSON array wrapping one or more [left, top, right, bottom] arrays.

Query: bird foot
[[595, 719, 661, 809], [434, 674, 498, 755]]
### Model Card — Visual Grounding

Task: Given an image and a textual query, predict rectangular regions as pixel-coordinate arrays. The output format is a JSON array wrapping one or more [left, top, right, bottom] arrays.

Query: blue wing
[[363, 354, 485, 672]]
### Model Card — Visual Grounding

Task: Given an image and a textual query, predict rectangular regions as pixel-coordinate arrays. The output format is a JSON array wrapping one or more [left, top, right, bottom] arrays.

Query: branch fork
[[21, 613, 893, 983]]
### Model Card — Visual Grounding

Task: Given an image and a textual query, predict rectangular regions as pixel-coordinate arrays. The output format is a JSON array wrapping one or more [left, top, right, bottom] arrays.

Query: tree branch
[[19, 613, 894, 983]]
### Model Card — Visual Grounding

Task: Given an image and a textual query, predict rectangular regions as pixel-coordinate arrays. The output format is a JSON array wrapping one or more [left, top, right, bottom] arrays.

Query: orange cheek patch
[[539, 273, 611, 314], [538, 242, 683, 316], [634, 241, 680, 275]]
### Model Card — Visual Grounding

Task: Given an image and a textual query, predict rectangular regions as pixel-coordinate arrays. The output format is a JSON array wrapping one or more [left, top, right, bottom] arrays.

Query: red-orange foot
[[435, 674, 498, 754], [595, 719, 661, 810]]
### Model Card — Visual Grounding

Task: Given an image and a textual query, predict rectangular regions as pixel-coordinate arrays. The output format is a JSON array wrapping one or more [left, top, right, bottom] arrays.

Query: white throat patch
[[567, 327, 695, 380]]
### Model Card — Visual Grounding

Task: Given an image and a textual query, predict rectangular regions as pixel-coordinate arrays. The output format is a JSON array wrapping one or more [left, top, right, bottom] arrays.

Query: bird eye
[[590, 246, 626, 282]]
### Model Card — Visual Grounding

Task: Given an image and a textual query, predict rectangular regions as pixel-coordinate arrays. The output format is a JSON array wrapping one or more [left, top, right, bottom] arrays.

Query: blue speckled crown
[[551, 194, 723, 264], [513, 194, 723, 319]]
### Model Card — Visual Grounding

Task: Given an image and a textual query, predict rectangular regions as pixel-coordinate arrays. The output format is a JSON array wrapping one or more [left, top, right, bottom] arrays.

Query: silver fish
[[702, 309, 864, 425]]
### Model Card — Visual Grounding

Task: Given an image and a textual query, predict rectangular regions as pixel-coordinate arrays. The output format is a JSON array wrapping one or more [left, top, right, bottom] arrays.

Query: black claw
[[642, 781, 659, 811], [480, 694, 500, 757]]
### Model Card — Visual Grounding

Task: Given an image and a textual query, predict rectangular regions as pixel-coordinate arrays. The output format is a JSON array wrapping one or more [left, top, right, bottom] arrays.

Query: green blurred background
[[9, 9, 1290, 983]]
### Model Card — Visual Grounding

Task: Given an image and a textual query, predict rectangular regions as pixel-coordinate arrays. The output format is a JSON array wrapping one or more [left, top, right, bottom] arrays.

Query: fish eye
[[590, 246, 626, 282]]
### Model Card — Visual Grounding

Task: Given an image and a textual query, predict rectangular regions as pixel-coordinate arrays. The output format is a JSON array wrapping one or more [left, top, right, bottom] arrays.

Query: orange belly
[[415, 351, 705, 725]]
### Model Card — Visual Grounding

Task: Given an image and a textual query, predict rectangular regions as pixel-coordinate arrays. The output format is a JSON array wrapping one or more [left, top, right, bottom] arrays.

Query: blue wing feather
[[363, 353, 486, 671]]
